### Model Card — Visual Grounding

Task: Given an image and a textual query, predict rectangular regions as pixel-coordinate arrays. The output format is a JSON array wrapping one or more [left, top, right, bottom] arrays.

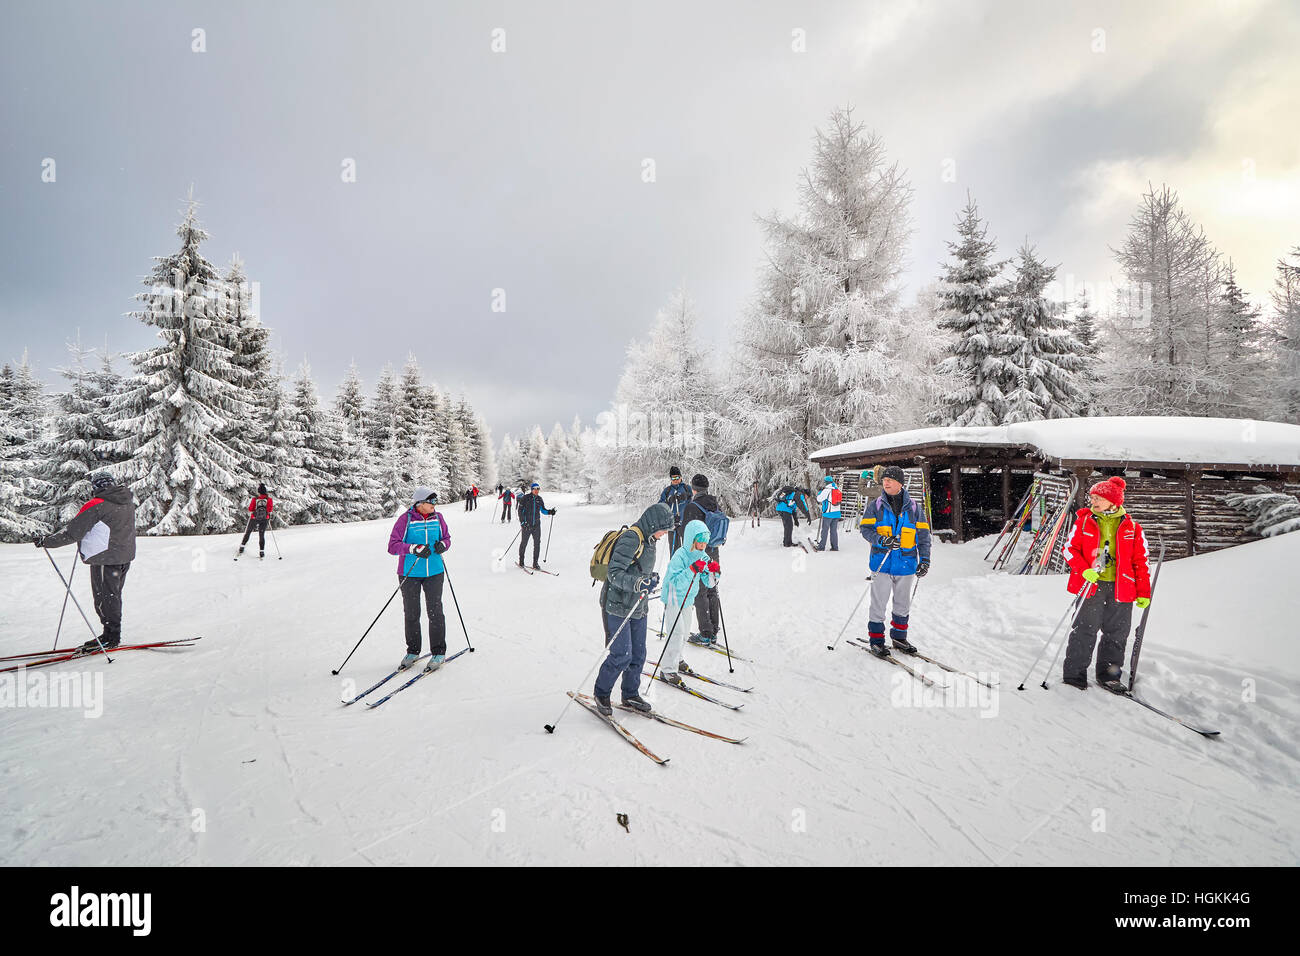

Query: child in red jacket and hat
[[1060, 476, 1152, 691]]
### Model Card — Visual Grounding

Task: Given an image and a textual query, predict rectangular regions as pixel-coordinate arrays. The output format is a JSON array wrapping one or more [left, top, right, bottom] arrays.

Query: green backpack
[[590, 526, 645, 587]]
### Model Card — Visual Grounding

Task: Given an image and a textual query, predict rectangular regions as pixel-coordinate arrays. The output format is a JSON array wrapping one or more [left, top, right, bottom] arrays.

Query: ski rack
[[1019, 473, 1078, 575]]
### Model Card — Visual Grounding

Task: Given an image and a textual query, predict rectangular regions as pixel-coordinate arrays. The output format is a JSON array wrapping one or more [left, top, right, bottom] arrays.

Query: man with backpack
[[681, 473, 727, 647], [238, 483, 274, 559], [498, 486, 515, 523], [815, 475, 842, 551], [659, 465, 692, 549], [590, 502, 674, 716], [516, 481, 556, 570], [775, 486, 811, 548]]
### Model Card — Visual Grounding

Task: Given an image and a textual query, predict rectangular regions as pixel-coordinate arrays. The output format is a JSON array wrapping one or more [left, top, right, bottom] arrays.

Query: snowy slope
[[1, 499, 1296, 866]]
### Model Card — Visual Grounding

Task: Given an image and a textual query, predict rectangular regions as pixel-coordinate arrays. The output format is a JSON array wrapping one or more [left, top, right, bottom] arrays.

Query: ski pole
[[543, 512, 555, 563], [716, 593, 734, 673], [51, 551, 78, 651], [269, 524, 282, 560], [544, 588, 650, 734], [1039, 543, 1110, 689], [1128, 539, 1166, 692], [1014, 589, 1087, 690], [495, 526, 522, 565], [646, 570, 701, 687], [42, 548, 110, 659], [439, 559, 474, 652], [331, 575, 408, 675], [826, 581, 871, 651]]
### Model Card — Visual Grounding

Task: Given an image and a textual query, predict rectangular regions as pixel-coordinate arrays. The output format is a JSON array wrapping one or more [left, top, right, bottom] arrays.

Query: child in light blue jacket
[[658, 519, 719, 684]]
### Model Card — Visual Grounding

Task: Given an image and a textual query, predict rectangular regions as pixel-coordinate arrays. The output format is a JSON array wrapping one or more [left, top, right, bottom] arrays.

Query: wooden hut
[[810, 417, 1300, 559]]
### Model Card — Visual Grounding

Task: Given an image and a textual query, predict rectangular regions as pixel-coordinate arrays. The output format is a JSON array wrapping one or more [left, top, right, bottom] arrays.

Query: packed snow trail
[[0, 497, 1296, 865]]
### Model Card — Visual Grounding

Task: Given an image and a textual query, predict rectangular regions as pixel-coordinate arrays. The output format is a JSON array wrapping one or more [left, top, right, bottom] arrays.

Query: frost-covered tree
[[368, 364, 399, 450], [932, 195, 1010, 427], [720, 110, 912, 492], [262, 364, 311, 525], [1072, 293, 1103, 415], [519, 426, 547, 486], [1099, 185, 1230, 417], [1222, 488, 1300, 537], [288, 360, 347, 524], [36, 338, 118, 526], [497, 433, 523, 487], [999, 243, 1086, 422], [472, 413, 498, 489], [442, 392, 474, 494], [0, 402, 44, 541], [1269, 246, 1300, 424], [217, 254, 271, 487], [110, 200, 253, 534], [1215, 264, 1270, 418], [542, 422, 569, 489]]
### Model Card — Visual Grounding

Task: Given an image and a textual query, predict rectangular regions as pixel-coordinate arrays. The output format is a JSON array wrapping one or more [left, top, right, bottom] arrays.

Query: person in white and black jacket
[[36, 471, 137, 651]]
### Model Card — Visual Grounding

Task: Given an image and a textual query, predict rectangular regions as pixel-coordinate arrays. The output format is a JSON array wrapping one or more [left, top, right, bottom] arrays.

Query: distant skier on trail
[[814, 475, 842, 551], [747, 481, 763, 528], [775, 485, 811, 548], [238, 483, 274, 559], [659, 518, 719, 684], [681, 473, 725, 647], [498, 486, 514, 523], [592, 502, 674, 716], [1060, 477, 1152, 691], [659, 465, 692, 549], [387, 487, 451, 672], [35, 471, 137, 651], [516, 481, 556, 570], [859, 466, 930, 657]]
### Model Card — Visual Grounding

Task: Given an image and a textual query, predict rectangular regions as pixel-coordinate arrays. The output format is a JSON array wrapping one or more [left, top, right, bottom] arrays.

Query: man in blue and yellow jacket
[[859, 466, 930, 657]]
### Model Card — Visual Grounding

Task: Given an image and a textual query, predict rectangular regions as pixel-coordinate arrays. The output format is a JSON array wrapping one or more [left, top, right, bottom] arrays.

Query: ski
[[341, 653, 433, 705], [365, 647, 470, 709], [0, 637, 202, 674], [1100, 684, 1220, 738], [532, 566, 560, 576], [567, 692, 669, 764], [643, 672, 744, 710], [515, 562, 535, 575], [845, 639, 947, 688], [574, 694, 746, 744], [806, 536, 821, 553], [1128, 539, 1167, 692], [907, 651, 999, 689], [679, 667, 753, 693], [654, 632, 752, 663]]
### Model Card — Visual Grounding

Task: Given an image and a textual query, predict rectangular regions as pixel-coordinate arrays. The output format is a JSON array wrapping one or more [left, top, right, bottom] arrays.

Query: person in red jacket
[[1060, 476, 1152, 691], [238, 483, 274, 559]]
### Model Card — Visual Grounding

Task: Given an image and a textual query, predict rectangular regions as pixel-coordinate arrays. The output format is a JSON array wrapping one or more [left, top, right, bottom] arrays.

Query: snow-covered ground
[[1, 495, 1296, 865]]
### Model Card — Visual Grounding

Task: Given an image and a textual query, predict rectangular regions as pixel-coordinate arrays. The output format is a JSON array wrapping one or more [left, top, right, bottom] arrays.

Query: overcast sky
[[2, 0, 1297, 440]]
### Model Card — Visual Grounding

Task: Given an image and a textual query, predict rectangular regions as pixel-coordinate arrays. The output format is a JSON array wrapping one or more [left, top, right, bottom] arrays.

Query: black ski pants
[[502, 501, 512, 522], [1063, 580, 1134, 683], [519, 522, 541, 566], [90, 562, 130, 642], [241, 518, 268, 551], [780, 512, 794, 547], [693, 546, 721, 638], [401, 574, 446, 656]]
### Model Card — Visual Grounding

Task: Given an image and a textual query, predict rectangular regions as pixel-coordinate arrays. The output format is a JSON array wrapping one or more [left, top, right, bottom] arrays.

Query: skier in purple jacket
[[387, 487, 452, 672]]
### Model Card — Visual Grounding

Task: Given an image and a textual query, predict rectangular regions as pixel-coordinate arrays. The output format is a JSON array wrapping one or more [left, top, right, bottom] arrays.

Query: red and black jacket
[[1062, 508, 1152, 604]]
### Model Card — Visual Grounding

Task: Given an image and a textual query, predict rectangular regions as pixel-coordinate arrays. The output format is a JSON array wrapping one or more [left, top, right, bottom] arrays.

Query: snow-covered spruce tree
[[891, 283, 957, 430], [1269, 246, 1300, 424], [931, 195, 1010, 427], [0, 402, 44, 541], [288, 361, 347, 524], [261, 363, 311, 525], [519, 425, 547, 486], [35, 338, 117, 526], [109, 201, 253, 534], [5, 351, 53, 525], [453, 397, 482, 484], [334, 362, 369, 438], [562, 415, 587, 493], [999, 243, 1086, 422], [497, 434, 523, 487], [334, 412, 384, 520], [368, 364, 399, 450], [542, 422, 569, 489], [1222, 488, 1300, 537], [576, 425, 604, 503], [1214, 264, 1270, 418], [1072, 293, 1103, 415], [719, 111, 912, 493], [1098, 185, 1230, 417], [442, 392, 474, 494], [216, 254, 272, 489], [472, 413, 498, 489], [597, 287, 721, 506], [393, 358, 447, 500]]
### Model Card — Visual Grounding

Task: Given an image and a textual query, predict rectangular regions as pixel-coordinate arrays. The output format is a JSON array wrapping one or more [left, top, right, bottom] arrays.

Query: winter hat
[[669, 465, 682, 478], [257, 483, 267, 495], [1089, 476, 1126, 508], [880, 465, 906, 485], [89, 471, 114, 492], [824, 475, 835, 483], [531, 482, 540, 489], [411, 486, 437, 506], [641, 502, 675, 535], [691, 473, 709, 490]]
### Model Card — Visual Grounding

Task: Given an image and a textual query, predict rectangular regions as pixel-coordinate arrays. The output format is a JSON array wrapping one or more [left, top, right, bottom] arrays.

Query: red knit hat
[[1089, 476, 1126, 507]]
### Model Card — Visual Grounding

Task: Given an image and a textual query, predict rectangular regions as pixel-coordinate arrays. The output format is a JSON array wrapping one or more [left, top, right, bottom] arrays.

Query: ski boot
[[398, 653, 420, 670], [891, 636, 918, 655], [677, 660, 696, 676], [259, 550, 265, 560], [531, 562, 542, 570], [621, 695, 652, 713], [1097, 678, 1126, 695], [867, 637, 891, 659], [423, 654, 445, 674], [1061, 674, 1088, 690], [660, 672, 684, 687], [592, 692, 613, 717], [236, 546, 245, 557]]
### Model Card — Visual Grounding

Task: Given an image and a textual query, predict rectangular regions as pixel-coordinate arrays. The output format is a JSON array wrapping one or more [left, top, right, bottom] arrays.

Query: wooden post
[[1185, 472, 1199, 556], [1073, 468, 1091, 509], [950, 462, 964, 542], [1001, 466, 1011, 521]]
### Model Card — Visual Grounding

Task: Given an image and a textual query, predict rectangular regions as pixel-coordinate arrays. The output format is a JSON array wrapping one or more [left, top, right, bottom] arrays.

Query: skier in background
[[859, 466, 930, 657], [35, 471, 137, 651], [238, 483, 274, 559], [470, 483, 479, 510], [747, 481, 763, 528], [658, 465, 692, 549], [815, 475, 842, 551], [387, 487, 451, 672], [499, 486, 515, 523], [516, 481, 556, 570], [681, 473, 724, 648], [592, 502, 673, 716], [775, 485, 811, 548], [1060, 477, 1152, 691]]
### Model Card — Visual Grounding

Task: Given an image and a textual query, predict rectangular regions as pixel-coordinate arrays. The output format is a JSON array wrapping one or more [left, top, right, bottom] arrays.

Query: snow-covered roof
[[810, 417, 1300, 468]]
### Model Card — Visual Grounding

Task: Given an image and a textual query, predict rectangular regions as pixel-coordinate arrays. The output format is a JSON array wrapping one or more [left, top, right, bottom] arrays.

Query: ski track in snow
[[1, 496, 1297, 865]]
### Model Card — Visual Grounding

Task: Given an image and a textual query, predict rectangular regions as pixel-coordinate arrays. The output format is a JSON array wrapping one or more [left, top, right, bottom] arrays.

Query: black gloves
[[639, 572, 660, 593], [549, 508, 558, 516], [33, 536, 45, 548], [916, 561, 929, 577], [412, 544, 432, 559], [434, 540, 448, 555]]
